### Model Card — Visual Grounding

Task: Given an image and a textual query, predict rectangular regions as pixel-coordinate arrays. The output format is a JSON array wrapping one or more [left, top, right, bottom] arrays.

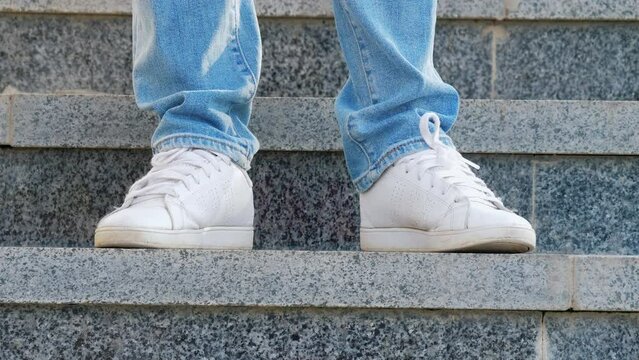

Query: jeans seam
[[339, 0, 376, 105], [339, 0, 374, 171], [231, 0, 258, 98], [153, 133, 251, 158]]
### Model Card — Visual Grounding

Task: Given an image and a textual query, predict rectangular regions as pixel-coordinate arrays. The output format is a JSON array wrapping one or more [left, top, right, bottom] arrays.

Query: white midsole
[[94, 226, 254, 249], [360, 226, 536, 253]]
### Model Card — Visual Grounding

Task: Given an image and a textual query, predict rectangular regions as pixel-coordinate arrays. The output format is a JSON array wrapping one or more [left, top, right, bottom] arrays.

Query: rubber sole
[[360, 226, 536, 253], [94, 226, 254, 249]]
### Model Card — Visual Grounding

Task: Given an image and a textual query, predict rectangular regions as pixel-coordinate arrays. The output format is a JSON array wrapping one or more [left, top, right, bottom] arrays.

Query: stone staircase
[[1, 0, 638, 358]]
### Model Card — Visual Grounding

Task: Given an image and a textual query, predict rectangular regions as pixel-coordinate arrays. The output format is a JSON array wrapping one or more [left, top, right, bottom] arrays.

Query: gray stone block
[[10, 95, 342, 150], [9, 95, 639, 154], [256, 0, 333, 18], [534, 156, 639, 254], [0, 305, 542, 359], [0, 14, 132, 94], [466, 154, 534, 220], [0, 247, 572, 310], [438, 0, 503, 19], [495, 23, 639, 100], [259, 18, 347, 98], [505, 0, 639, 20], [251, 152, 359, 251], [454, 100, 639, 155], [0, 15, 492, 99], [259, 19, 491, 99], [12, 94, 155, 148], [0, 95, 8, 144], [0, 0, 131, 14], [0, 148, 150, 248], [3, 0, 638, 20], [544, 313, 639, 360], [573, 256, 639, 311], [434, 21, 493, 99], [0, 149, 533, 250], [253, 97, 340, 151]]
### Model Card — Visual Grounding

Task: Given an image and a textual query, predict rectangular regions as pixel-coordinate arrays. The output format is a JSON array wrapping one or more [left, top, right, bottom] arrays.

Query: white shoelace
[[397, 112, 507, 210], [121, 148, 232, 208]]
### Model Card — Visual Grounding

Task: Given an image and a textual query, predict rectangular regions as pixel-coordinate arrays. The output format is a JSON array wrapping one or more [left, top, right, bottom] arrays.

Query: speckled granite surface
[[4, 14, 638, 100], [0, 149, 150, 248], [0, 305, 541, 359], [258, 19, 491, 99], [534, 156, 639, 255], [0, 95, 8, 144], [0, 248, 571, 309], [0, 14, 132, 94], [3, 0, 637, 20], [1, 148, 639, 254], [0, 0, 132, 14], [0, 15, 491, 99], [9, 95, 639, 155], [4, 248, 639, 311], [544, 313, 639, 360], [0, 149, 534, 250], [453, 100, 639, 155], [504, 0, 639, 20], [573, 256, 639, 311], [495, 23, 639, 100]]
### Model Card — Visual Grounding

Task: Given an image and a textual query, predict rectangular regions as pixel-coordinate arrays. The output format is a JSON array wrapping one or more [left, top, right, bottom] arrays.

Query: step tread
[[1, 0, 637, 20], [1, 247, 637, 312], [2, 94, 639, 155]]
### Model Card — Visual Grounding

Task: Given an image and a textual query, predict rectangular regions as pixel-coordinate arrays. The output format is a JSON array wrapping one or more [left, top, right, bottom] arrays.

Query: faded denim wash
[[133, 0, 459, 192]]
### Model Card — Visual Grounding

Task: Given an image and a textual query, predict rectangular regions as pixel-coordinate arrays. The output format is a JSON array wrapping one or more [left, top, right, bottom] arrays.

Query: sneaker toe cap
[[96, 206, 174, 230], [467, 203, 533, 230]]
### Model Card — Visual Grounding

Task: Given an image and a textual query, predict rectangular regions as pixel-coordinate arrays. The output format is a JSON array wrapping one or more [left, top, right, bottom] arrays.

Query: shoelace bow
[[121, 148, 231, 207], [398, 112, 508, 210]]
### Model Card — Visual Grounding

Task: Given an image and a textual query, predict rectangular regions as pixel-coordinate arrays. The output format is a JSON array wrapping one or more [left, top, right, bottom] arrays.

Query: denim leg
[[133, 0, 261, 169], [332, 0, 460, 192]]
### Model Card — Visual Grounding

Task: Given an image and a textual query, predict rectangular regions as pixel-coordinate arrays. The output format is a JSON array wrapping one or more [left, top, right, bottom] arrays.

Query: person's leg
[[332, 0, 458, 192], [333, 0, 536, 252], [134, 0, 261, 167], [95, 0, 260, 249]]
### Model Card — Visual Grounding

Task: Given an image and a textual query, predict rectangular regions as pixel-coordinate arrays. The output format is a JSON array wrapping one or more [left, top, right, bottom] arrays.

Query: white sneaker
[[95, 148, 254, 249], [360, 113, 536, 253]]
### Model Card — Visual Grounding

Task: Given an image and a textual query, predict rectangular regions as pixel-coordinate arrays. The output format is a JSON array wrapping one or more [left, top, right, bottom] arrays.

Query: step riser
[[3, 306, 636, 359], [2, 15, 638, 100], [1, 148, 638, 255], [0, 306, 543, 359]]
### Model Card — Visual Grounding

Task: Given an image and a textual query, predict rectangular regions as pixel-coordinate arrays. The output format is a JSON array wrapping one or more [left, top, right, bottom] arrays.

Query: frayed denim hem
[[353, 137, 431, 193], [153, 135, 254, 170]]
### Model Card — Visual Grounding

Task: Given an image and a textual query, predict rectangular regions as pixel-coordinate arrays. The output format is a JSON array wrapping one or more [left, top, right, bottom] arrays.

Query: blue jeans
[[133, 0, 459, 192]]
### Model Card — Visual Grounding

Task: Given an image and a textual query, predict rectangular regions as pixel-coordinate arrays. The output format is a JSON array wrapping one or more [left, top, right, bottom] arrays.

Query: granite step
[[3, 94, 639, 154], [2, 247, 638, 312], [3, 305, 639, 359], [1, 7, 638, 100], [0, 248, 637, 358], [2, 0, 638, 20], [1, 95, 639, 253]]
